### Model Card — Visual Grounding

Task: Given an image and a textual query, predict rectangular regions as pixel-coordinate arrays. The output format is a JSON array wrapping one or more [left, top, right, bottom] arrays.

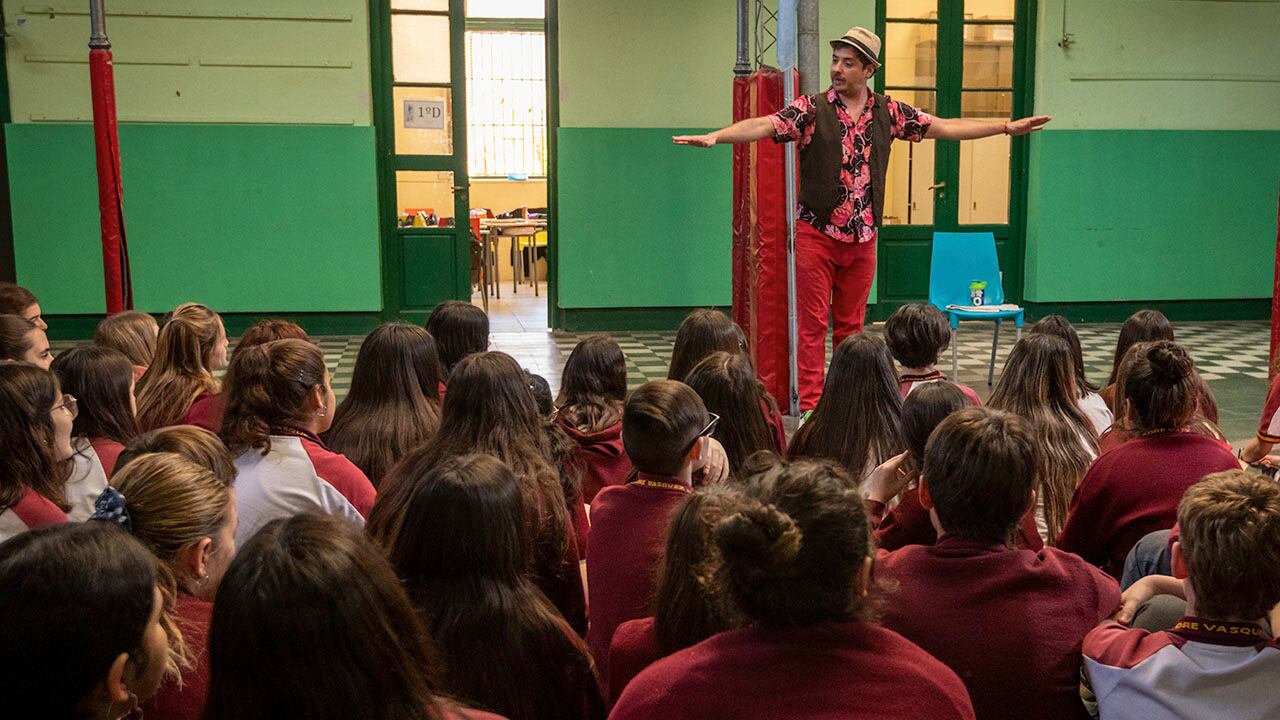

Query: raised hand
[[672, 134, 717, 148], [1006, 115, 1052, 136]]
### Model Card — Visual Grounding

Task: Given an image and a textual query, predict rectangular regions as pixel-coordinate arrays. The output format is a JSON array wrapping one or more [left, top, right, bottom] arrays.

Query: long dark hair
[[388, 454, 603, 720], [557, 334, 627, 433], [206, 513, 447, 720], [220, 339, 327, 456], [899, 381, 969, 481], [368, 352, 571, 595], [667, 309, 746, 382], [684, 351, 779, 478], [988, 334, 1097, 541], [327, 323, 443, 487], [1107, 309, 1174, 385], [714, 456, 874, 626], [51, 344, 140, 446], [653, 488, 741, 654], [1031, 315, 1100, 396], [788, 334, 903, 479], [425, 300, 489, 375], [0, 363, 72, 511], [0, 522, 159, 720]]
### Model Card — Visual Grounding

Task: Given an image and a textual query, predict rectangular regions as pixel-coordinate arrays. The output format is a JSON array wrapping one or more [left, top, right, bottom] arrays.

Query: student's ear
[[1171, 540, 1188, 580], [177, 537, 214, 583], [855, 555, 873, 597], [917, 475, 934, 510], [92, 652, 132, 705], [305, 383, 326, 415], [684, 436, 704, 466]]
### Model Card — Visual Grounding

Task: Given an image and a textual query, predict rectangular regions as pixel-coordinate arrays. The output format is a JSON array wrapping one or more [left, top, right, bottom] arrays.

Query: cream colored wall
[[470, 179, 547, 215]]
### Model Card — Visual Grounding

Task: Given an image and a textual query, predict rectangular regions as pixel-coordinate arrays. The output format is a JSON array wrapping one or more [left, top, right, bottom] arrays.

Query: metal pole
[[778, 0, 800, 417], [89, 0, 109, 48], [797, 0, 820, 95], [735, 0, 751, 77]]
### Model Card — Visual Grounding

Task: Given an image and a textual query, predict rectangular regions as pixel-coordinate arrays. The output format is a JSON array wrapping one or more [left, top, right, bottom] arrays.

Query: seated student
[[205, 513, 507, 720], [368, 351, 586, 635], [326, 323, 443, 488], [0, 522, 170, 720], [874, 406, 1120, 720], [1057, 341, 1238, 577], [0, 281, 48, 329], [586, 380, 717, 673], [865, 381, 1041, 552], [96, 452, 237, 720], [988, 333, 1098, 544], [116, 424, 238, 486], [389, 454, 604, 720], [426, 300, 489, 394], [607, 487, 740, 705], [0, 314, 53, 369], [220, 338, 374, 547], [686, 352, 785, 477], [556, 335, 632, 504], [50, 346, 139, 518], [1098, 342, 1229, 455], [1031, 315, 1113, 435], [883, 303, 982, 405], [0, 363, 74, 540], [788, 334, 903, 481], [95, 310, 159, 382], [135, 303, 228, 430], [1083, 470, 1280, 720], [183, 318, 309, 433], [610, 456, 975, 720], [668, 309, 786, 448], [1100, 310, 1220, 424]]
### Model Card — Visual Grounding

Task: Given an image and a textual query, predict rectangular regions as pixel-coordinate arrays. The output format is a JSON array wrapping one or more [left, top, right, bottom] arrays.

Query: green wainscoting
[[1025, 129, 1280, 303], [6, 123, 382, 314]]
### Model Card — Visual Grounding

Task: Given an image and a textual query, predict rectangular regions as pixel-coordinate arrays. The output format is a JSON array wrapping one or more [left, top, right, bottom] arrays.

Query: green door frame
[[871, 0, 1037, 321], [370, 0, 472, 325]]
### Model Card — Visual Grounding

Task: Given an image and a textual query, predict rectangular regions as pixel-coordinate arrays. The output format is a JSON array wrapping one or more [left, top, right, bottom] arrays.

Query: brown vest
[[799, 91, 893, 228]]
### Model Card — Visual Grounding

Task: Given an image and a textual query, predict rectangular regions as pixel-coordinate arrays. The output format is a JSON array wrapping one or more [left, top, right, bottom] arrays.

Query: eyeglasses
[[684, 412, 721, 454], [52, 394, 79, 420]]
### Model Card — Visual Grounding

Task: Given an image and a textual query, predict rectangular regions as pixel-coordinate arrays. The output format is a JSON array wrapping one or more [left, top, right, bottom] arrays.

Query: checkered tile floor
[[53, 320, 1273, 443]]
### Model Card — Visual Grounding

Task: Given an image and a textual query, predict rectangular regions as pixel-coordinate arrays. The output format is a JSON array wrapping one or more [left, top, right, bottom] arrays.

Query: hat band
[[839, 35, 879, 65]]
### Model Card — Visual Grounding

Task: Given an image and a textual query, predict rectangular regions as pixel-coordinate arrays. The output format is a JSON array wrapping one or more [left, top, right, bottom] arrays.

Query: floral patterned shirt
[[769, 87, 934, 244]]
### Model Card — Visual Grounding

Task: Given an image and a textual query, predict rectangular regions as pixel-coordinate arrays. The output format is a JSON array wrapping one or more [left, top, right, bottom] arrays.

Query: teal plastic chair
[[928, 232, 1024, 386]]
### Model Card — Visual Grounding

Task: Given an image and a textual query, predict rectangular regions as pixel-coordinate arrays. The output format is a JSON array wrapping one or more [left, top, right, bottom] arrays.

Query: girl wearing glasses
[[0, 363, 75, 541]]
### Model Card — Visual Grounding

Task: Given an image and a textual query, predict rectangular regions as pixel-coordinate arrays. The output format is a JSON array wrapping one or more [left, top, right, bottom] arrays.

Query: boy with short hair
[[872, 406, 1119, 720], [1083, 470, 1280, 720], [883, 303, 981, 405], [586, 380, 717, 677]]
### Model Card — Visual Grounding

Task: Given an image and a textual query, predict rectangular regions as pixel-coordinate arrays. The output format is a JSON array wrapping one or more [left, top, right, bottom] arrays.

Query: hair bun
[[1146, 341, 1193, 382], [715, 502, 803, 574]]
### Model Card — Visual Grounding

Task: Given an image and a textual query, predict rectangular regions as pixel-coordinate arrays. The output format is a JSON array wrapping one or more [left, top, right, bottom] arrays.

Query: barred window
[[465, 31, 547, 178]]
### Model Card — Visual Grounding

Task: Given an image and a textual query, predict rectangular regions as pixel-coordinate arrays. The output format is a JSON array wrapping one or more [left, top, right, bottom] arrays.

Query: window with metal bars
[[464, 30, 547, 178]]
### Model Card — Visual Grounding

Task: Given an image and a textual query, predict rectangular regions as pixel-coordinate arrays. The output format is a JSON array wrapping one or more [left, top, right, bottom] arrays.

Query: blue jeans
[[1121, 529, 1172, 590]]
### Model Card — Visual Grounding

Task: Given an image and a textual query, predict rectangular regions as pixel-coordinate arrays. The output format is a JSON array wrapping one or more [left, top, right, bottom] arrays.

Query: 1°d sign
[[404, 99, 446, 129]]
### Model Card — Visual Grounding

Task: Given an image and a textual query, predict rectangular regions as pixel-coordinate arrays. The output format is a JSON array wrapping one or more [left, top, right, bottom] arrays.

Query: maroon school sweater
[[557, 418, 632, 504], [1056, 432, 1238, 577], [877, 536, 1120, 720], [182, 391, 226, 433], [607, 617, 662, 706], [142, 592, 212, 720], [585, 477, 688, 675], [89, 437, 125, 477], [760, 396, 788, 455], [610, 621, 975, 720], [872, 486, 1044, 552]]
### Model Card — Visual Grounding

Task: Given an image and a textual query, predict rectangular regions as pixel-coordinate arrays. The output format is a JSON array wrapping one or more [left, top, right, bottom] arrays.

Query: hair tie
[[90, 486, 134, 533]]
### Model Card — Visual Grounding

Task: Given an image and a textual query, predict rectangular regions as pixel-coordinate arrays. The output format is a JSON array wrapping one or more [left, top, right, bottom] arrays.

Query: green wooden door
[[372, 0, 472, 321], [872, 0, 1035, 319]]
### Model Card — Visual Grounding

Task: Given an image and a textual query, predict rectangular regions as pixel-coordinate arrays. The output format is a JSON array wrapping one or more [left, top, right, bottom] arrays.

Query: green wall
[[7, 123, 381, 313], [555, 0, 873, 311], [4, 1, 380, 316], [1026, 0, 1280, 304]]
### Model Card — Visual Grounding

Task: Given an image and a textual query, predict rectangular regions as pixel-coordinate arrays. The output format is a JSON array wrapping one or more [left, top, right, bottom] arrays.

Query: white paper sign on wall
[[404, 99, 446, 129]]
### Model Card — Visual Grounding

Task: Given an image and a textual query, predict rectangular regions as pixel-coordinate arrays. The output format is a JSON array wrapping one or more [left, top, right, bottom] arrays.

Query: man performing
[[674, 27, 1050, 410]]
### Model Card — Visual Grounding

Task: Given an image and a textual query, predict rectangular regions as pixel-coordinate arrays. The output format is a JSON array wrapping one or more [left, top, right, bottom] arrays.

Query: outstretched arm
[[673, 116, 776, 148], [925, 115, 1051, 141]]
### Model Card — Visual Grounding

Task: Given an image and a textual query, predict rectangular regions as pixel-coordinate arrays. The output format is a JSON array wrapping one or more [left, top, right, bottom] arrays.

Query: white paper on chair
[[945, 303, 1020, 313]]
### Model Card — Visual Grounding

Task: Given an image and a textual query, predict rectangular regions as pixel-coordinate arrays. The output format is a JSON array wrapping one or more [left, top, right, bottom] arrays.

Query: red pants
[[795, 221, 877, 410]]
